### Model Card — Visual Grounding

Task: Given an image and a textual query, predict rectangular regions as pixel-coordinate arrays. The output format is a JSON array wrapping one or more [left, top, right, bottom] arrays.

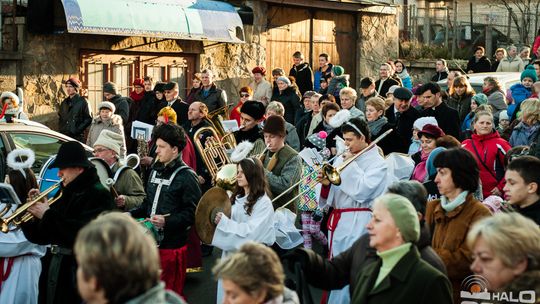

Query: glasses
[[240, 93, 250, 97], [93, 148, 111, 154]]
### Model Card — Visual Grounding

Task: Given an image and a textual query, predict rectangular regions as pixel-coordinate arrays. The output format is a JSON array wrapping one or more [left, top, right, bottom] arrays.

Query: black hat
[[103, 82, 117, 95], [153, 82, 166, 93], [163, 82, 178, 91], [240, 100, 265, 120], [263, 115, 286, 137], [393, 87, 413, 101], [360, 77, 375, 89], [50, 141, 93, 169]]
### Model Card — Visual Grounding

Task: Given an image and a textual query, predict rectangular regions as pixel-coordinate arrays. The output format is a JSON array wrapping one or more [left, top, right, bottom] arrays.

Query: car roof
[[0, 120, 93, 150]]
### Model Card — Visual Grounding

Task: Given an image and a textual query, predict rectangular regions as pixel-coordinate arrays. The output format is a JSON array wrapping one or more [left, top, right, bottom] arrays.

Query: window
[[86, 62, 107, 114], [169, 61, 188, 99], [145, 65, 166, 82], [10, 133, 63, 172], [112, 63, 133, 97]]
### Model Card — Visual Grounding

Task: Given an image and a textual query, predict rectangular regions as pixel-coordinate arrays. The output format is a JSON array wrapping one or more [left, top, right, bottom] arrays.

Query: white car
[[438, 72, 521, 93]]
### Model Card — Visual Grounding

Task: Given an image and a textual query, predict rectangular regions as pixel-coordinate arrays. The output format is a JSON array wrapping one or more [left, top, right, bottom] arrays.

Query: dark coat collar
[[64, 166, 100, 193]]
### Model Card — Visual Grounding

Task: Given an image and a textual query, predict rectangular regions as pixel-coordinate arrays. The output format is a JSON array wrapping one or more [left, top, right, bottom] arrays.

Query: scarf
[[368, 116, 388, 137], [411, 150, 430, 182], [322, 121, 334, 133], [397, 69, 410, 80], [129, 90, 145, 102], [441, 191, 469, 212]]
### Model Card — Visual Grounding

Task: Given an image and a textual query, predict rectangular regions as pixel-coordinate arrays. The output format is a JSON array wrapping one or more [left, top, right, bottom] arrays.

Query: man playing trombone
[[93, 129, 145, 211], [21, 141, 115, 304], [317, 117, 391, 304]]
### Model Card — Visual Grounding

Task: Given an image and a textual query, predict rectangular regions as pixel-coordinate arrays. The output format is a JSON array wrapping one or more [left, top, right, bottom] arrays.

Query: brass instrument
[[273, 129, 394, 210], [1, 180, 64, 233], [207, 105, 236, 148], [123, 153, 140, 170]]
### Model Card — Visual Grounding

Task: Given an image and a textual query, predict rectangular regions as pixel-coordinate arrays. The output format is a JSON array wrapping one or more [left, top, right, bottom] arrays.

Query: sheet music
[[221, 119, 239, 132], [131, 120, 154, 141]]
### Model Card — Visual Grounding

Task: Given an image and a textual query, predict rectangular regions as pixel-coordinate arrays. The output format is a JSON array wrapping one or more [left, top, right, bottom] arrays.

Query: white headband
[[345, 122, 364, 137]]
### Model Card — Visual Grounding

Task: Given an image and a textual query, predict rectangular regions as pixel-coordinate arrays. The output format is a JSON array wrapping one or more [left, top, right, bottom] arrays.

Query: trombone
[[1, 179, 64, 233], [273, 129, 393, 210]]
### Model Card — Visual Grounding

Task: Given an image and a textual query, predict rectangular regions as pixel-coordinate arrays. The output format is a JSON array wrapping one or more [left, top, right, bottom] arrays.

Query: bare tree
[[495, 0, 540, 44]]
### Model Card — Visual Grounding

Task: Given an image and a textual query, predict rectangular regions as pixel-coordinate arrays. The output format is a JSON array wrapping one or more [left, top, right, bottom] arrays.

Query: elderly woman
[[425, 148, 491, 301], [467, 212, 540, 293], [213, 242, 299, 304], [365, 97, 393, 154], [462, 111, 511, 198], [249, 66, 272, 104], [510, 98, 540, 146], [271, 76, 301, 124], [87, 101, 126, 158], [496, 45, 525, 72], [411, 124, 445, 182], [339, 87, 364, 119], [447, 76, 475, 124], [352, 194, 452, 303]]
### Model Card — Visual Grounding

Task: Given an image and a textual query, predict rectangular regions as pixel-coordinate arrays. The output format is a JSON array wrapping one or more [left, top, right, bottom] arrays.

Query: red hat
[[252, 66, 266, 76], [65, 77, 81, 89], [418, 124, 445, 139], [133, 78, 145, 87]]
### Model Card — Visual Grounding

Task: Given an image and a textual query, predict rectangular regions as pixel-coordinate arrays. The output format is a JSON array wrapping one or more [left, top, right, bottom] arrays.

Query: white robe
[[323, 146, 390, 304], [0, 206, 46, 304], [212, 194, 276, 303]]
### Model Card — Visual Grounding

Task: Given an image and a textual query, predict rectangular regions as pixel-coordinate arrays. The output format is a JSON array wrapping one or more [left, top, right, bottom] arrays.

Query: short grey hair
[[387, 180, 427, 215], [266, 101, 285, 116], [201, 69, 214, 77], [507, 45, 517, 52]]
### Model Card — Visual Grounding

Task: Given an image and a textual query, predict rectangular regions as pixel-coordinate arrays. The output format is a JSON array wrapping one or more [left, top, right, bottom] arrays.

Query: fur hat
[[521, 65, 538, 82], [1, 91, 20, 106], [230, 141, 254, 163], [7, 148, 35, 177], [49, 141, 92, 169], [103, 82, 117, 95], [133, 78, 145, 87], [66, 77, 81, 90], [413, 116, 438, 130], [263, 115, 286, 137], [252, 66, 266, 76], [98, 101, 116, 113], [332, 65, 345, 76], [240, 100, 265, 120], [276, 76, 291, 86], [329, 109, 351, 128], [93, 129, 123, 155]]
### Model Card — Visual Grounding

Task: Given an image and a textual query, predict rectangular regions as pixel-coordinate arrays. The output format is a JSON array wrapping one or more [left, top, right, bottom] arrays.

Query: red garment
[[532, 36, 540, 56], [185, 227, 202, 269], [229, 101, 243, 126], [182, 135, 197, 172], [159, 246, 188, 297], [462, 131, 511, 198], [129, 90, 145, 102]]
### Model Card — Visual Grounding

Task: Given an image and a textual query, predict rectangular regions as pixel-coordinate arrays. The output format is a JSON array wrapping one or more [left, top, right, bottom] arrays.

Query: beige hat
[[98, 101, 116, 113], [94, 129, 123, 155]]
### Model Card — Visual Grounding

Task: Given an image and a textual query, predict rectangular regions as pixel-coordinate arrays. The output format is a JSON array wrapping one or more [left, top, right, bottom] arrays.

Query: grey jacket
[[486, 90, 508, 120], [509, 121, 540, 147], [87, 114, 126, 158], [126, 282, 186, 304], [286, 122, 301, 151]]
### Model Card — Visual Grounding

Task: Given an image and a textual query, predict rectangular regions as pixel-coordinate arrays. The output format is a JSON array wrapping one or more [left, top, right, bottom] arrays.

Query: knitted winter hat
[[426, 147, 446, 178], [276, 76, 291, 86], [94, 129, 123, 155], [103, 82, 117, 95], [133, 78, 145, 87], [521, 65, 538, 82], [499, 110, 509, 121], [65, 77, 81, 90], [307, 131, 328, 150], [471, 93, 488, 106], [262, 115, 286, 137], [375, 193, 420, 243], [241, 100, 265, 120], [332, 65, 345, 76], [413, 116, 438, 130], [98, 101, 116, 113]]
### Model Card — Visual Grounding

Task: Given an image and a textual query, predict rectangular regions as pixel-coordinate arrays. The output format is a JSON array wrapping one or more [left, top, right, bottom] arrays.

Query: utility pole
[[452, 0, 458, 58]]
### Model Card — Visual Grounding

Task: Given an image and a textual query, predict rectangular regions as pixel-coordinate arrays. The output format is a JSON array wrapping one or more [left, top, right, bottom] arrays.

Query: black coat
[[431, 71, 449, 82], [466, 56, 491, 73], [352, 246, 452, 304], [167, 98, 189, 126], [234, 125, 263, 144], [516, 200, 540, 225], [295, 111, 313, 148], [21, 167, 115, 304], [420, 102, 461, 139], [289, 62, 313, 95], [299, 225, 447, 297], [272, 86, 301, 124], [109, 94, 131, 123], [194, 83, 227, 112], [385, 106, 420, 153], [375, 77, 400, 97], [58, 94, 92, 142], [131, 156, 200, 249], [136, 91, 158, 125], [447, 93, 473, 124]]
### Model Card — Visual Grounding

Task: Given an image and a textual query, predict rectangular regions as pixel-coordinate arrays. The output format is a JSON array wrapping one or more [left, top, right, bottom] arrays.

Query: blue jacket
[[509, 121, 540, 147], [401, 75, 413, 90], [507, 83, 532, 119]]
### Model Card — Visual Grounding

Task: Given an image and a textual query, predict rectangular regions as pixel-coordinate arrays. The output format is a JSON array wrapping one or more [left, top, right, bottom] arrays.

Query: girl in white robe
[[211, 157, 276, 303], [321, 118, 391, 304]]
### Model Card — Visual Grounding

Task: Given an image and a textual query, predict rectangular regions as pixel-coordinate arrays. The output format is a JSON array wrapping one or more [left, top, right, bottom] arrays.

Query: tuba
[[207, 106, 236, 148]]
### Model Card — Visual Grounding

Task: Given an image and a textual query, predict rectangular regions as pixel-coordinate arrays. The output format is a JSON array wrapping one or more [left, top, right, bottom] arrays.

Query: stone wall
[[405, 59, 467, 86]]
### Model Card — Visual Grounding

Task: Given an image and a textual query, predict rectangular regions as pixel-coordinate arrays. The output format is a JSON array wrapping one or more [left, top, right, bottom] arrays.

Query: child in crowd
[[503, 156, 540, 225], [496, 110, 510, 135], [318, 75, 330, 95], [408, 116, 438, 155], [507, 66, 536, 120]]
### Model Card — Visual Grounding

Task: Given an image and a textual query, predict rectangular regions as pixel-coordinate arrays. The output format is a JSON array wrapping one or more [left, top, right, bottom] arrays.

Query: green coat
[[112, 162, 146, 210], [351, 246, 453, 304]]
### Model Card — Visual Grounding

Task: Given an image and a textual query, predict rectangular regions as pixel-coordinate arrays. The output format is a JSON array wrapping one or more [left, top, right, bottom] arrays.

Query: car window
[[10, 133, 62, 172]]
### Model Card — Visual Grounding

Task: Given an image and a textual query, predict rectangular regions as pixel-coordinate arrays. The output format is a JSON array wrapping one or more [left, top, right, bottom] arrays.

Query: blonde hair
[[266, 101, 285, 116], [520, 98, 540, 125], [339, 87, 357, 102], [157, 106, 177, 124], [74, 213, 160, 303], [472, 109, 494, 125], [449, 76, 475, 96], [213, 242, 285, 302], [467, 212, 540, 269], [365, 97, 386, 113]]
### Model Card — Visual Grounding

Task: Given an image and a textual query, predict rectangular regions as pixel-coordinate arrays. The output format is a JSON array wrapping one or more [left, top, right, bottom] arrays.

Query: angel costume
[[322, 145, 390, 304], [211, 194, 276, 303]]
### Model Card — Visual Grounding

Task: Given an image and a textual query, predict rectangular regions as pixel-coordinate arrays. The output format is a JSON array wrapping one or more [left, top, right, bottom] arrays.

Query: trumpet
[[1, 179, 64, 233]]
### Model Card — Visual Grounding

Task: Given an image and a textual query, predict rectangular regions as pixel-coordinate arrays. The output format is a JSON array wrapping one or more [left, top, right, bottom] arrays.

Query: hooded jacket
[[289, 62, 313, 95], [328, 75, 350, 97]]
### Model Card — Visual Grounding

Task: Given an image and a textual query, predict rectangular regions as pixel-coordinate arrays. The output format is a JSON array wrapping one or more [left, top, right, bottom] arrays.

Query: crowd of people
[[1, 45, 540, 304]]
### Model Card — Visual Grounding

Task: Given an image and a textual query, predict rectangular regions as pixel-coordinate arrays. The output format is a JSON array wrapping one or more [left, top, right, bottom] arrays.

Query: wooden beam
[[262, 0, 368, 12]]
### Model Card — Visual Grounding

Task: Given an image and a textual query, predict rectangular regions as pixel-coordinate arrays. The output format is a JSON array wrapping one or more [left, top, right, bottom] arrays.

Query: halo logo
[[460, 275, 536, 304]]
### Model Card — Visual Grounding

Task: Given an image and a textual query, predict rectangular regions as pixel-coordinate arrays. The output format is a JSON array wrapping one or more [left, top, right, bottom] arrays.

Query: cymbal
[[195, 187, 231, 244]]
